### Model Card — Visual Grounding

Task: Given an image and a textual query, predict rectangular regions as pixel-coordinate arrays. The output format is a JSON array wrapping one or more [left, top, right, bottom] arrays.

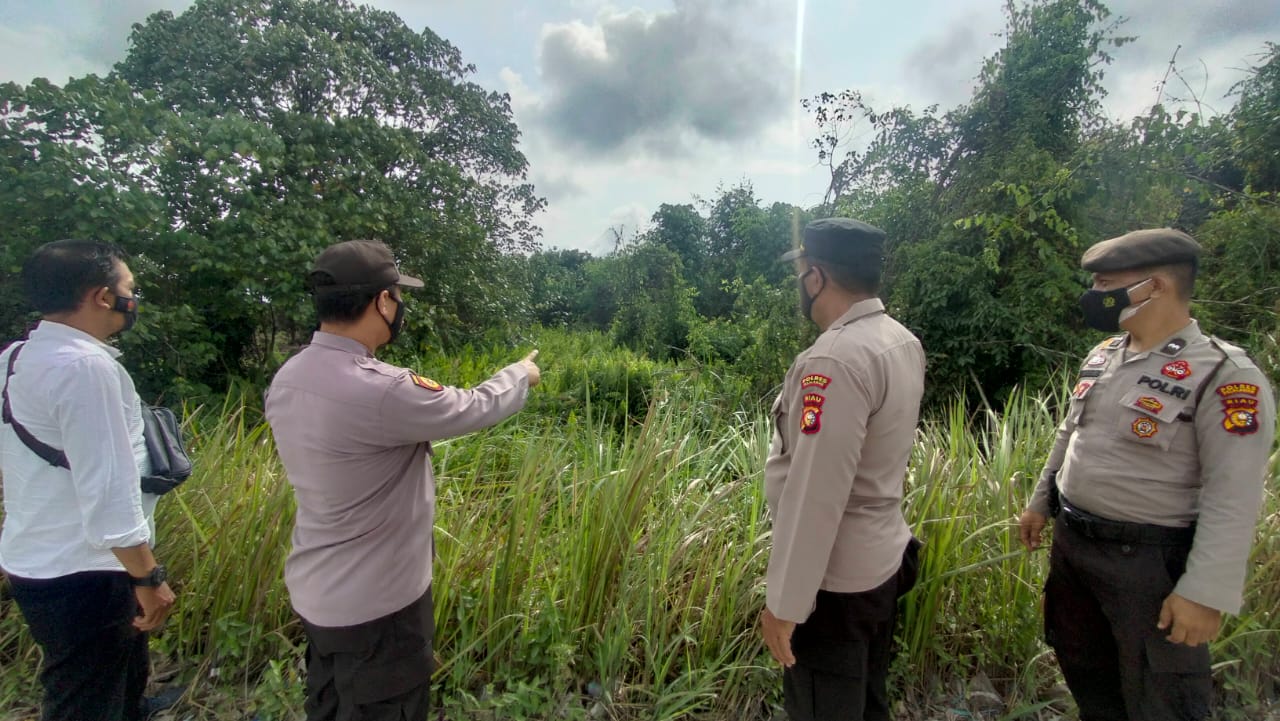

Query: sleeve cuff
[[1172, 577, 1242, 616], [766, 588, 816, 624], [92, 523, 152, 552]]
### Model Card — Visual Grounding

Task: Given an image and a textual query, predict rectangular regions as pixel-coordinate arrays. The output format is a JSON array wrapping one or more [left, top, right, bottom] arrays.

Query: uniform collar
[[309, 331, 374, 358], [829, 297, 886, 330], [29, 320, 122, 359]]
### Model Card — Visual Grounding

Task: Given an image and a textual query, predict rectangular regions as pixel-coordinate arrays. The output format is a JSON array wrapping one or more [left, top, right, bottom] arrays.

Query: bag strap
[[2, 343, 71, 469]]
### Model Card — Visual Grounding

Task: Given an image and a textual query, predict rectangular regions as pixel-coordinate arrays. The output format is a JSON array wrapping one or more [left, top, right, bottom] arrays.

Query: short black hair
[[22, 239, 129, 315], [309, 272, 389, 324], [813, 260, 881, 296], [1154, 261, 1197, 301]]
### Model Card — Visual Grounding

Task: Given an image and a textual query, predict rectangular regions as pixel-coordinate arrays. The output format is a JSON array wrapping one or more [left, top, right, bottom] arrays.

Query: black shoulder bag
[[2, 342, 193, 495]]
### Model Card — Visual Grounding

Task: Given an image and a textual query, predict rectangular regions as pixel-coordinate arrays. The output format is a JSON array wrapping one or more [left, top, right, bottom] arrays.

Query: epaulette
[[1208, 336, 1259, 371]]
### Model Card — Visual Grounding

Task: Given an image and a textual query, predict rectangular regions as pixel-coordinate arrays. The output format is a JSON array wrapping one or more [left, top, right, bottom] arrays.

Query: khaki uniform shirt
[[265, 332, 530, 627], [1031, 320, 1276, 613], [764, 299, 926, 623]]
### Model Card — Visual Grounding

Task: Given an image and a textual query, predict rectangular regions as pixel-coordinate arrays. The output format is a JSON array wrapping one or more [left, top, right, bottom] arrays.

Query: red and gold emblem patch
[[1072, 380, 1094, 399], [801, 374, 832, 390], [1135, 396, 1164, 414], [410, 374, 443, 392], [1216, 382, 1259, 398], [1131, 417, 1158, 439], [800, 392, 825, 435], [1221, 396, 1260, 435], [1161, 361, 1191, 380]]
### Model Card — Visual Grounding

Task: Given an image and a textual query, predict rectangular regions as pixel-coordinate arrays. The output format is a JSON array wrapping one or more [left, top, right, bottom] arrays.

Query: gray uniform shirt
[[764, 298, 926, 623], [1031, 321, 1276, 613], [265, 332, 530, 627]]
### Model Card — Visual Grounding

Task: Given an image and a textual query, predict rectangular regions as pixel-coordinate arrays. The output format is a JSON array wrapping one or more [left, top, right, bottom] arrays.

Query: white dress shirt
[[0, 321, 154, 579]]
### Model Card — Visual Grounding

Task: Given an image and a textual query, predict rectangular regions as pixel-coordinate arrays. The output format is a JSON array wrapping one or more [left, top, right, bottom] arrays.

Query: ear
[[89, 286, 113, 310]]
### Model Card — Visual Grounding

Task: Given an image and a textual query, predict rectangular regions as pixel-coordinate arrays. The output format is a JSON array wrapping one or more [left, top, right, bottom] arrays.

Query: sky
[[1, 0, 1276, 255]]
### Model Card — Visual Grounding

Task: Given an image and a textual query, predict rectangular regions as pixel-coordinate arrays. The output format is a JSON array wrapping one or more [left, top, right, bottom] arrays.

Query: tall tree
[[1, 0, 544, 395]]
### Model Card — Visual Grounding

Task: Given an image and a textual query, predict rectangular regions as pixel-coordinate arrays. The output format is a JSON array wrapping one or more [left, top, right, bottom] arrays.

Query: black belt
[[1057, 497, 1196, 546]]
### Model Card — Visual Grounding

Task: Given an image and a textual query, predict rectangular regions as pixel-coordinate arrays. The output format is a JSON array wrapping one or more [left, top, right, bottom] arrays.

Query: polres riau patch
[[1221, 396, 1260, 435], [801, 373, 832, 390], [410, 373, 443, 392], [1216, 382, 1260, 398], [800, 392, 825, 434]]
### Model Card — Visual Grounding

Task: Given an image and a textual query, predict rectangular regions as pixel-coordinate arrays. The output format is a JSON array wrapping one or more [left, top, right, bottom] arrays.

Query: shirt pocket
[[1115, 388, 1189, 451]]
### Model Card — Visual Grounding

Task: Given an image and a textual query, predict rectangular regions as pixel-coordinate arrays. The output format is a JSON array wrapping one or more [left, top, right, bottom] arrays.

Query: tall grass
[[1, 329, 1277, 719]]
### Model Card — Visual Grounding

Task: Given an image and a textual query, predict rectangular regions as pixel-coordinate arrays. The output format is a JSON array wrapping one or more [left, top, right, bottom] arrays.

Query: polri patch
[[801, 374, 832, 390], [1131, 417, 1158, 439], [410, 374, 443, 392], [1161, 361, 1191, 380], [800, 393, 825, 434]]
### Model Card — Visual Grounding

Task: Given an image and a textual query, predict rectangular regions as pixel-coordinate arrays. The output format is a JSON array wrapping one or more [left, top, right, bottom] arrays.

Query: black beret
[[780, 218, 885, 266], [1081, 228, 1201, 273]]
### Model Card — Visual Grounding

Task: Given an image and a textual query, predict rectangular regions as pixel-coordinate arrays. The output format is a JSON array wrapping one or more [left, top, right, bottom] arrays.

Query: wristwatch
[[130, 564, 167, 588]]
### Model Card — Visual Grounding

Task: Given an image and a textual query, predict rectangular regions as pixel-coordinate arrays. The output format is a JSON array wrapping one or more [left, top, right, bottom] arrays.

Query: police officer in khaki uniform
[[265, 240, 540, 720], [1020, 228, 1276, 720], [760, 219, 926, 721]]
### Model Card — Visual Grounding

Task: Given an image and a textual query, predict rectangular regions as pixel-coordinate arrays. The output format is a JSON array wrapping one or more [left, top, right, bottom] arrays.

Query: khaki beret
[[1081, 228, 1201, 273]]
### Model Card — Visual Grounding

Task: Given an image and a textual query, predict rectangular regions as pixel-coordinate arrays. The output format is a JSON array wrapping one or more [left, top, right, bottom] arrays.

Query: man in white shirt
[[1, 240, 176, 721]]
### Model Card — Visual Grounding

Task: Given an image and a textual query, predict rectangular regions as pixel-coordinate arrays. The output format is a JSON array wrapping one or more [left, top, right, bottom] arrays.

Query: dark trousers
[[784, 538, 922, 721], [6, 570, 149, 721], [1045, 518, 1212, 721], [301, 586, 435, 721]]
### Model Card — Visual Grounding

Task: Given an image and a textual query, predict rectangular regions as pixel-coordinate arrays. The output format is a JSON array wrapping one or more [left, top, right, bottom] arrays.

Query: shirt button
[[1121, 544, 1132, 553]]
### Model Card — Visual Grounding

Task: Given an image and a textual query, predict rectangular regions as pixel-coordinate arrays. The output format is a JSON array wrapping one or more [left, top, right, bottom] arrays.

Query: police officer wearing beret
[[761, 219, 925, 721], [1020, 229, 1276, 719], [265, 240, 540, 720]]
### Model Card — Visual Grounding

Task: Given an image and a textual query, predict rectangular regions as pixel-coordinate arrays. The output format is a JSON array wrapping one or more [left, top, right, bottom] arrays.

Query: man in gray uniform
[[1020, 228, 1275, 720], [760, 218, 925, 721], [265, 240, 540, 720]]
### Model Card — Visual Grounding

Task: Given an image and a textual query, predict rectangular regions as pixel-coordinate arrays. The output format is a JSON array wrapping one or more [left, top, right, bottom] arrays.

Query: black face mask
[[1078, 278, 1151, 332], [383, 296, 406, 345], [112, 294, 139, 333], [798, 267, 820, 321]]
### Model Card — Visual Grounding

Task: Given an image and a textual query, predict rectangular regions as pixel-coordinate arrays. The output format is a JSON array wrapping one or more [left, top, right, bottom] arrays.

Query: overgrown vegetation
[[2, 330, 1277, 719]]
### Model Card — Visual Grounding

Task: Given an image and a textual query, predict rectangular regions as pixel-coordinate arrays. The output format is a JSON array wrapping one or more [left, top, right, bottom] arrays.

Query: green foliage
[[0, 0, 542, 399]]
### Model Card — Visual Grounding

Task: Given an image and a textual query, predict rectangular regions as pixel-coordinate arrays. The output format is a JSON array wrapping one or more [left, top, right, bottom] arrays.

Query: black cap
[[1081, 228, 1201, 273], [780, 218, 886, 266], [310, 240, 424, 289]]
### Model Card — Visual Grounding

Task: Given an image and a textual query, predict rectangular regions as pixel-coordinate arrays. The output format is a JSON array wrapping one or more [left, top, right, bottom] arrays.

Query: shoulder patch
[[800, 393, 825, 434], [801, 373, 832, 390], [1103, 335, 1126, 350], [410, 374, 443, 392]]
